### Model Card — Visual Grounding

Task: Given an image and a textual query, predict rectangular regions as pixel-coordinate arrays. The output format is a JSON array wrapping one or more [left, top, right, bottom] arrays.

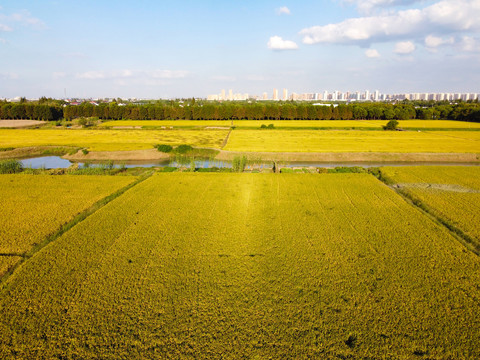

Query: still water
[[20, 156, 480, 170]]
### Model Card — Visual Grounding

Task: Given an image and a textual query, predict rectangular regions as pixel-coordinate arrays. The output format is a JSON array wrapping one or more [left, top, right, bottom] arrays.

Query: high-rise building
[[228, 89, 233, 101], [220, 89, 226, 101], [262, 92, 268, 100], [283, 88, 288, 101], [273, 88, 279, 101]]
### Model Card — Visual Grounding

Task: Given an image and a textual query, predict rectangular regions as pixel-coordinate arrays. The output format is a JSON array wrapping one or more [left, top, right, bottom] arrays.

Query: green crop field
[[100, 119, 480, 129], [224, 129, 480, 153], [0, 174, 135, 258], [1, 173, 479, 359], [0, 129, 229, 152], [380, 166, 480, 247], [100, 120, 233, 128]]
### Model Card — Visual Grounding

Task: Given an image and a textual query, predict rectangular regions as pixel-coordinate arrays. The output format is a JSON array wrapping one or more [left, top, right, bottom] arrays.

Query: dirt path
[[64, 149, 171, 161], [215, 150, 480, 163], [0, 120, 46, 128]]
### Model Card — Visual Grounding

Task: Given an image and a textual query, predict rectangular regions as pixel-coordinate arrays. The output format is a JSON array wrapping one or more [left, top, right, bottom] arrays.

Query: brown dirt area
[[215, 150, 480, 163], [64, 148, 171, 161], [0, 120, 46, 128]]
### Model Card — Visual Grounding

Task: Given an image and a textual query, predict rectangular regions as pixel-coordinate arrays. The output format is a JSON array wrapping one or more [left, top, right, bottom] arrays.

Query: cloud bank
[[276, 6, 291, 15], [300, 0, 480, 46]]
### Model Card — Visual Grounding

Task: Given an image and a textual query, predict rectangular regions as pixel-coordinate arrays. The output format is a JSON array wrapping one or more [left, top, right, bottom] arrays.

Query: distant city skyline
[[207, 88, 480, 102], [1, 0, 480, 99]]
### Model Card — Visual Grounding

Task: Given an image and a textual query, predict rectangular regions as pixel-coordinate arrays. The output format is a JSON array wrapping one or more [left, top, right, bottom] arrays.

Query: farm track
[[0, 171, 154, 286]]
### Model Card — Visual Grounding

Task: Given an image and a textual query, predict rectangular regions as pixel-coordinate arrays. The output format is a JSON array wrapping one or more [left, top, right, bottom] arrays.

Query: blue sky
[[1, 0, 479, 99]]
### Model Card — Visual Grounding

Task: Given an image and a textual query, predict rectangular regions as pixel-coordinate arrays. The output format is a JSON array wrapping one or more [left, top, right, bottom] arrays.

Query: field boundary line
[[0, 171, 155, 286], [375, 173, 480, 256], [220, 128, 233, 149]]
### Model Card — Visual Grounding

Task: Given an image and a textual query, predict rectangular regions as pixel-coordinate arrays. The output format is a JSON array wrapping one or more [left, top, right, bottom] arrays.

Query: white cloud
[[394, 40, 416, 54], [460, 36, 480, 52], [76, 70, 188, 80], [0, 10, 45, 30], [300, 0, 480, 46], [343, 0, 425, 15], [425, 34, 454, 48], [0, 24, 12, 32], [267, 36, 298, 50], [0, 72, 19, 80], [212, 75, 236, 82], [52, 72, 66, 79], [276, 6, 291, 15], [149, 70, 188, 79], [365, 48, 381, 57], [0, 38, 6, 44]]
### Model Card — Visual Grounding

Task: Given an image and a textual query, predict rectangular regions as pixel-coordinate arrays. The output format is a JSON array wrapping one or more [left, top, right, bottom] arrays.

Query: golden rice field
[[224, 129, 480, 153], [362, 120, 480, 129], [0, 129, 229, 151], [381, 166, 480, 247], [0, 174, 135, 257], [1, 173, 479, 359], [100, 119, 480, 129]]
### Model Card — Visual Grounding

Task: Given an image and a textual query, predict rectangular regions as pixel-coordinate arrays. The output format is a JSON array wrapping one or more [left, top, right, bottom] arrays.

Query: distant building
[[273, 88, 278, 101]]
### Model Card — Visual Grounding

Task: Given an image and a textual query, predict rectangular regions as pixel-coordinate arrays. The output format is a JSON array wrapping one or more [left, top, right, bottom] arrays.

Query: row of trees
[[1, 101, 480, 122]]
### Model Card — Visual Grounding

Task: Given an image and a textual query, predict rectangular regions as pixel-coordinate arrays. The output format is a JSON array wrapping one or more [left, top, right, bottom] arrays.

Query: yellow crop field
[[224, 129, 480, 152], [1, 173, 479, 358], [100, 119, 480, 129], [362, 120, 480, 129], [0, 257, 21, 278], [0, 129, 229, 151], [0, 174, 135, 255], [380, 166, 480, 245]]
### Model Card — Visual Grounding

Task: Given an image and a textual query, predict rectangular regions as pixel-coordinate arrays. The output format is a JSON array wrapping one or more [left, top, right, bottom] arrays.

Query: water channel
[[19, 156, 480, 170]]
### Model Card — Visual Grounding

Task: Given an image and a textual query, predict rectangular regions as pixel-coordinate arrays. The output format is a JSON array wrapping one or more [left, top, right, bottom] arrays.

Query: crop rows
[[0, 174, 135, 257], [0, 129, 229, 152], [381, 166, 480, 247], [1, 173, 479, 359], [224, 129, 480, 153]]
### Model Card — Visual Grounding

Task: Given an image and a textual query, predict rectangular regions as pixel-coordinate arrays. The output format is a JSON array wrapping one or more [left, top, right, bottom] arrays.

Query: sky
[[1, 0, 480, 99]]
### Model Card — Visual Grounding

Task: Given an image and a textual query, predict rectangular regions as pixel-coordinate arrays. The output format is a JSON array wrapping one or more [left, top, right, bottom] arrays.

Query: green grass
[[224, 129, 480, 153], [1, 173, 479, 358]]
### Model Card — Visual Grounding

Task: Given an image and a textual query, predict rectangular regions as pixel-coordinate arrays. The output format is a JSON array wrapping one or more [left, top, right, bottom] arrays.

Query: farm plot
[[224, 129, 480, 153], [0, 129, 229, 151], [1, 173, 479, 359], [0, 174, 135, 256], [381, 166, 480, 247]]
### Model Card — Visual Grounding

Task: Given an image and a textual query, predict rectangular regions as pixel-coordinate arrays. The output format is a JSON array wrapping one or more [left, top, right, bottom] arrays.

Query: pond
[[19, 156, 480, 170]]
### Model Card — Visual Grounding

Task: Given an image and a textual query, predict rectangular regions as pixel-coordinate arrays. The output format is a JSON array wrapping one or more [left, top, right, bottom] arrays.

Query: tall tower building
[[283, 88, 288, 101], [273, 88, 279, 101], [220, 89, 226, 101], [228, 89, 233, 101], [262, 92, 268, 100]]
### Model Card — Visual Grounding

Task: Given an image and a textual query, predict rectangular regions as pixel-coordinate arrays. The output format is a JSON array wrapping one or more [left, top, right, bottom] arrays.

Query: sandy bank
[[0, 120, 46, 128], [215, 150, 480, 163], [64, 148, 171, 161]]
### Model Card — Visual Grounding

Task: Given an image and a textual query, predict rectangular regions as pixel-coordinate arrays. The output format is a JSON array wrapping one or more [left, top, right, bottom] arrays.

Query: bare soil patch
[[65, 148, 170, 161], [0, 146, 78, 159], [0, 120, 46, 128], [215, 150, 480, 163]]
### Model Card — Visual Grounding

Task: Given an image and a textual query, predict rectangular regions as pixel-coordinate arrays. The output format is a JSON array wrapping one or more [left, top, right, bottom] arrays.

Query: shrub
[[175, 144, 194, 154], [260, 124, 267, 129], [82, 149, 89, 155], [267, 123, 275, 129], [155, 144, 173, 153], [0, 159, 24, 174], [383, 119, 399, 131]]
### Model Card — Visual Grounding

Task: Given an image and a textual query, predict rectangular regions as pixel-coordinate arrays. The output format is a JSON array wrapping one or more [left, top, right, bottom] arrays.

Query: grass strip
[[0, 171, 154, 285], [376, 171, 480, 256]]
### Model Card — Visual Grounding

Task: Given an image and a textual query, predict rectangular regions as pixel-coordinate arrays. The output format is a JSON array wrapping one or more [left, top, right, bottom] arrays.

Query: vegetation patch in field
[[0, 160, 23, 174]]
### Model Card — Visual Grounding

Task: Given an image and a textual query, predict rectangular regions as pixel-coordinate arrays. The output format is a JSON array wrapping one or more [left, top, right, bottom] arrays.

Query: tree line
[[1, 101, 480, 122]]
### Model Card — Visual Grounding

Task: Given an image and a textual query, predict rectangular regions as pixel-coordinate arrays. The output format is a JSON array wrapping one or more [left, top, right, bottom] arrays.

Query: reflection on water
[[19, 156, 480, 170]]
